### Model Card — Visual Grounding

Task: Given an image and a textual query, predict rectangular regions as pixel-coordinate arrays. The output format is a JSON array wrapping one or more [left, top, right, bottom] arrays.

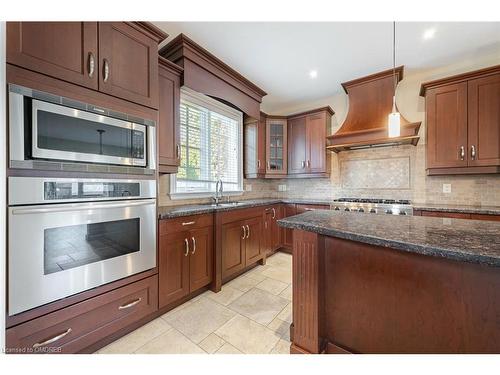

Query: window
[[170, 88, 243, 199]]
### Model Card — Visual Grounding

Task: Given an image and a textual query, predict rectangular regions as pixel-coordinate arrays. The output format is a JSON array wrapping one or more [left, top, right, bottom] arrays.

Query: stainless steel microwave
[[8, 84, 156, 174]]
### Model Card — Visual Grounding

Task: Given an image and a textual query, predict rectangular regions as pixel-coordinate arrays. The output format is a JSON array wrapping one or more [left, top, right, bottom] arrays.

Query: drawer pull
[[272, 208, 276, 219], [88, 52, 95, 78], [103, 58, 110, 83], [32, 328, 72, 348], [241, 225, 246, 239], [191, 236, 196, 255], [182, 221, 195, 226], [246, 225, 250, 239], [118, 298, 142, 310], [471, 145, 476, 160], [184, 238, 189, 256], [304, 208, 315, 211]]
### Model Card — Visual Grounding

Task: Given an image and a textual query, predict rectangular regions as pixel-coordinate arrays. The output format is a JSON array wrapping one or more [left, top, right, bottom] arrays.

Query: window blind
[[172, 90, 243, 196]]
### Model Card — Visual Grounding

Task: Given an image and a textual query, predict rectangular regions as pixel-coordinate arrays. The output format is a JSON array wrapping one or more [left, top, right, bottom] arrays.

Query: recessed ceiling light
[[423, 28, 436, 40], [309, 70, 318, 79]]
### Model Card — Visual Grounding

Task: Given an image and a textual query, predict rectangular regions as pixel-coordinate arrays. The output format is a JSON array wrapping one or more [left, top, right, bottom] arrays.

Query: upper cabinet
[[266, 117, 288, 176], [288, 108, 333, 177], [7, 22, 99, 90], [244, 106, 334, 179], [158, 57, 183, 173], [6, 22, 167, 109], [421, 65, 500, 175]]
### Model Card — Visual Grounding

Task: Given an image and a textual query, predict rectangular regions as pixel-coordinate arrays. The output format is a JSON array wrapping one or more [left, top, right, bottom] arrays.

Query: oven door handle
[[11, 199, 156, 215]]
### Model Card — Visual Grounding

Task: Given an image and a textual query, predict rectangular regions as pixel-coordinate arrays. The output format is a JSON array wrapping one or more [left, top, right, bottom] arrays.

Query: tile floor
[[97, 252, 292, 354]]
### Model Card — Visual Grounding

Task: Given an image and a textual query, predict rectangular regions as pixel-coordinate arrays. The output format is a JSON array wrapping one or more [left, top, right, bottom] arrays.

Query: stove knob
[[344, 207, 350, 212], [370, 208, 377, 214], [358, 208, 365, 213], [334, 206, 340, 211], [399, 211, 407, 215], [385, 209, 393, 214]]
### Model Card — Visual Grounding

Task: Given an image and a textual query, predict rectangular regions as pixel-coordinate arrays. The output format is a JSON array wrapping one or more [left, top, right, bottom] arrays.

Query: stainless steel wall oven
[[8, 177, 157, 316]]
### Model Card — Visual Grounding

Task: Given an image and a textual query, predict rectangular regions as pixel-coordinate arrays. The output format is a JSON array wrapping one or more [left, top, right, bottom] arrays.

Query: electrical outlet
[[278, 184, 287, 192], [245, 184, 252, 192], [442, 184, 451, 194]]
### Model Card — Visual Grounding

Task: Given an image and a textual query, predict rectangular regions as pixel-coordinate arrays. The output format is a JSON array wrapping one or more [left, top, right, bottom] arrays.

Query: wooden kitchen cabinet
[[7, 22, 166, 109], [421, 65, 500, 175], [414, 209, 500, 222], [158, 214, 214, 308], [266, 117, 288, 176], [282, 204, 297, 252], [288, 108, 333, 177], [158, 57, 183, 173], [244, 216, 263, 265], [244, 112, 267, 178], [7, 22, 99, 90]]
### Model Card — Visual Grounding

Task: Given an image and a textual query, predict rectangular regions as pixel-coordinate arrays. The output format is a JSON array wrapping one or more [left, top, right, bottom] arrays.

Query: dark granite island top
[[278, 209, 500, 267]]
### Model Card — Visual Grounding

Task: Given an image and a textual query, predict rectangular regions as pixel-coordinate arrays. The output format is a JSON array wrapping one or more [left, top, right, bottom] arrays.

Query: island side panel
[[323, 236, 500, 354], [290, 229, 326, 354]]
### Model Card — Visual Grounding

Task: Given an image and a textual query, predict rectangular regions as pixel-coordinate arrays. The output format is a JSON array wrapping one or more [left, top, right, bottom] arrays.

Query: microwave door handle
[[11, 199, 155, 215]]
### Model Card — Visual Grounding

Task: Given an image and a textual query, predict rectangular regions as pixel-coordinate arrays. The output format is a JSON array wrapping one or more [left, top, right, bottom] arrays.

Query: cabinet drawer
[[470, 213, 500, 222], [6, 275, 157, 354], [159, 214, 214, 235], [420, 211, 471, 219]]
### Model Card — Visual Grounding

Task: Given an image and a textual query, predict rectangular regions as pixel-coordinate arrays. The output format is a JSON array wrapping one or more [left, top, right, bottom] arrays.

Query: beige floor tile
[[228, 288, 289, 325], [160, 299, 193, 321], [214, 342, 242, 354], [262, 265, 292, 284], [277, 302, 292, 323], [244, 270, 267, 282], [270, 339, 291, 354], [226, 274, 261, 292], [135, 328, 205, 354], [215, 315, 280, 354], [267, 317, 290, 341], [99, 318, 172, 354], [199, 333, 226, 354], [164, 297, 236, 343], [205, 285, 244, 306], [267, 253, 292, 268], [255, 278, 288, 295], [279, 285, 292, 301]]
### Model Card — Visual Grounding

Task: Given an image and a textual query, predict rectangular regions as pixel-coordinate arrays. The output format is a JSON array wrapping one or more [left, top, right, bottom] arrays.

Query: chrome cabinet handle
[[301, 161, 305, 169], [184, 238, 189, 256], [191, 237, 196, 255], [33, 328, 72, 348], [459, 146, 465, 160], [176, 144, 181, 159], [471, 145, 476, 160], [88, 52, 95, 78], [241, 225, 246, 239], [103, 58, 110, 83], [182, 221, 195, 226], [246, 225, 250, 239], [118, 298, 142, 310], [267, 161, 270, 170], [304, 208, 315, 211], [307, 160, 311, 168], [272, 208, 276, 219], [257, 160, 261, 169]]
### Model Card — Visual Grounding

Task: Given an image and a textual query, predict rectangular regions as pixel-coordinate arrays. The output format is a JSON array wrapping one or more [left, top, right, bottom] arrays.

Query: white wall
[[0, 21, 6, 351]]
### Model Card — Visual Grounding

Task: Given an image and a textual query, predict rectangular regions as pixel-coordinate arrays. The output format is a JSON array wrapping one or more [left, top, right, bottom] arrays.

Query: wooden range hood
[[327, 66, 421, 152]]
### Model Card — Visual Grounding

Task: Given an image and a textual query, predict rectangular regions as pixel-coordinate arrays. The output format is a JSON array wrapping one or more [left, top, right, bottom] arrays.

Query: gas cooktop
[[331, 198, 413, 216]]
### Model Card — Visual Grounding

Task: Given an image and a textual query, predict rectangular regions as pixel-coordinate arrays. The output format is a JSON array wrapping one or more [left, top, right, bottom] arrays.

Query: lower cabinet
[[158, 215, 213, 309], [6, 275, 158, 354], [263, 205, 283, 255], [282, 204, 297, 251], [415, 209, 500, 222]]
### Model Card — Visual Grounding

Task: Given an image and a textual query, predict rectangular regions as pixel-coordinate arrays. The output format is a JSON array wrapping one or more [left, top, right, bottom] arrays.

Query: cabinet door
[[426, 83, 468, 169], [158, 231, 190, 308], [257, 115, 267, 174], [244, 216, 263, 265], [307, 112, 327, 173], [468, 73, 500, 167], [244, 120, 259, 176], [271, 205, 283, 250], [98, 22, 159, 108], [266, 118, 288, 175], [221, 221, 245, 279], [158, 63, 181, 170], [7, 22, 98, 90], [288, 116, 308, 174], [189, 227, 214, 292], [262, 210, 273, 256]]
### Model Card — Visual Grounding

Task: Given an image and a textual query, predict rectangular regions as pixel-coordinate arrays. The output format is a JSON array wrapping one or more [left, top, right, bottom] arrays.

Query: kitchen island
[[278, 210, 500, 354]]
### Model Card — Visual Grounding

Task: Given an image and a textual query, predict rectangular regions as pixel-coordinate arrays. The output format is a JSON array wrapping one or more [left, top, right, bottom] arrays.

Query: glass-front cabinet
[[265, 117, 287, 175]]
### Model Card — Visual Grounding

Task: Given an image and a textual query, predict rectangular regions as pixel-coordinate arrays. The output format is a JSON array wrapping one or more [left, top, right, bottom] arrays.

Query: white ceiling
[[154, 22, 500, 113]]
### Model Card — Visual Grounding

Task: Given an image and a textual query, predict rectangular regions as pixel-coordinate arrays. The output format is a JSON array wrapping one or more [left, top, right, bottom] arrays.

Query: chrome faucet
[[213, 179, 224, 205]]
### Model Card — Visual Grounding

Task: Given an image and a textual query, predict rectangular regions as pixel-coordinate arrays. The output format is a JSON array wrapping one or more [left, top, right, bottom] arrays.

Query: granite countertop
[[278, 210, 500, 267], [413, 203, 500, 215], [158, 198, 333, 219]]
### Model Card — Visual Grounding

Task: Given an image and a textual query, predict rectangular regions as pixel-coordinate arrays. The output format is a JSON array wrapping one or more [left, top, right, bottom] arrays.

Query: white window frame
[[169, 87, 244, 200]]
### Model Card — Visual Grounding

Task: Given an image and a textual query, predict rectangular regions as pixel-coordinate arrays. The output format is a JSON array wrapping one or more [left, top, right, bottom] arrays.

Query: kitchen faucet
[[213, 178, 223, 205]]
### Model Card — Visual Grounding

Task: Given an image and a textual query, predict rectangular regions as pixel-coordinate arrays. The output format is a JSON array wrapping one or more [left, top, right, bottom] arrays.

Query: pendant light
[[388, 21, 401, 138]]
